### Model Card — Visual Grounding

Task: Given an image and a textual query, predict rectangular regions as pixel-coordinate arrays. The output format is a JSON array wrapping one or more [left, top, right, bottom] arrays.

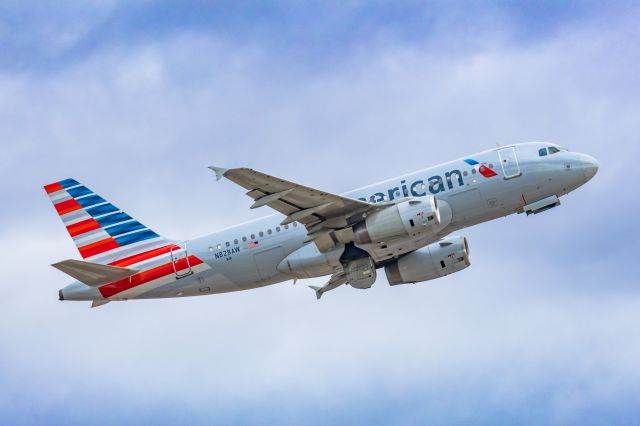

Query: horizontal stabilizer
[[52, 259, 138, 287]]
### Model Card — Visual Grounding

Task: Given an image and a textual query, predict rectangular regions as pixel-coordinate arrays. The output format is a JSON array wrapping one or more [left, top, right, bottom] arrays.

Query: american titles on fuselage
[[357, 161, 497, 203]]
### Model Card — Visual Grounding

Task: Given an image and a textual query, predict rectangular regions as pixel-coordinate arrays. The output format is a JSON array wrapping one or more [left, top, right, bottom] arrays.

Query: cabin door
[[498, 147, 522, 179]]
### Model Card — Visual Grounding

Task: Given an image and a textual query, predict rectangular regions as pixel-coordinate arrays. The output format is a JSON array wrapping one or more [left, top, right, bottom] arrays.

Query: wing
[[209, 166, 384, 251]]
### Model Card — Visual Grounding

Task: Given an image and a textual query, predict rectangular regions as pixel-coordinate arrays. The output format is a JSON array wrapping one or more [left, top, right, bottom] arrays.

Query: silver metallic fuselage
[[61, 142, 598, 301]]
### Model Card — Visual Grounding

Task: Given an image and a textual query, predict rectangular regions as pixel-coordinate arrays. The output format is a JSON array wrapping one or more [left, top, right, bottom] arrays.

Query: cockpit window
[[548, 146, 560, 154], [538, 148, 548, 157]]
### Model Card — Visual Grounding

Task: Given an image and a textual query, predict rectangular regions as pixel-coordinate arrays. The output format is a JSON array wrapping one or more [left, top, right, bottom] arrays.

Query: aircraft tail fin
[[43, 178, 171, 264]]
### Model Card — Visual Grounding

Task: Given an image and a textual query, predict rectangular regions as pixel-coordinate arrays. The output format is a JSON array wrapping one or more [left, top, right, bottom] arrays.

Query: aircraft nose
[[581, 154, 599, 183]]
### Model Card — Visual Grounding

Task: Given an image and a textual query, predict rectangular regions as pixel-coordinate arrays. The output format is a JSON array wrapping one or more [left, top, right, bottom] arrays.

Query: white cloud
[[1, 7, 639, 424]]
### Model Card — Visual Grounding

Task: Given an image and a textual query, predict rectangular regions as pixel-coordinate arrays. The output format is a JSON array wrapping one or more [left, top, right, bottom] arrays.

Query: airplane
[[46, 142, 598, 307]]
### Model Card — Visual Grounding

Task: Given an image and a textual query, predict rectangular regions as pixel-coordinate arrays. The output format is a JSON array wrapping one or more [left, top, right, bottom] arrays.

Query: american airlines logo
[[464, 159, 498, 178], [358, 159, 498, 203]]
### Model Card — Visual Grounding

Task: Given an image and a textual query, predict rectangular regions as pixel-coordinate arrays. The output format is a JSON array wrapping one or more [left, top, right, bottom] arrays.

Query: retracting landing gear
[[308, 243, 377, 300], [344, 257, 376, 289]]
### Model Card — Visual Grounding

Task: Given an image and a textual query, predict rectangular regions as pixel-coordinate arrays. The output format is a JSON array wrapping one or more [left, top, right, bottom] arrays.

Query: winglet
[[208, 166, 228, 181], [309, 285, 323, 300]]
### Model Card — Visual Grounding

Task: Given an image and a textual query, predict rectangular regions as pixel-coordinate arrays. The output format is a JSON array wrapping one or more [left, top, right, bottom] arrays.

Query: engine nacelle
[[385, 236, 470, 285], [277, 243, 344, 279], [353, 197, 450, 245]]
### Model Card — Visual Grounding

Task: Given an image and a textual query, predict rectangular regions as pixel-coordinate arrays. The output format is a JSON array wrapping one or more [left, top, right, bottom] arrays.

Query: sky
[[1, 1, 640, 424]]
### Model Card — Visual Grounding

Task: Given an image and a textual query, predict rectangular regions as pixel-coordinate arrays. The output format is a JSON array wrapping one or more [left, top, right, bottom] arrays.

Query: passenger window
[[267, 229, 272, 235], [276, 227, 281, 232], [539, 148, 547, 156], [251, 234, 255, 239], [284, 225, 289, 230], [293, 223, 298, 227], [234, 239, 238, 244], [259, 231, 264, 237], [242, 236, 247, 242], [217, 243, 221, 250], [548, 146, 560, 154], [225, 242, 230, 247]]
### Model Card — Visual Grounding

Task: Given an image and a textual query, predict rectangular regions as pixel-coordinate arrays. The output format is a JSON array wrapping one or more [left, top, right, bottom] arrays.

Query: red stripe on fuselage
[[44, 182, 64, 194], [67, 218, 101, 237], [99, 256, 204, 298], [108, 244, 177, 268], [78, 238, 120, 258], [54, 198, 82, 216]]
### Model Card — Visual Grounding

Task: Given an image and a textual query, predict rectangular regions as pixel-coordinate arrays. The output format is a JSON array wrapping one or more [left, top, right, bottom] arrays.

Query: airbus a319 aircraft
[[46, 143, 598, 307]]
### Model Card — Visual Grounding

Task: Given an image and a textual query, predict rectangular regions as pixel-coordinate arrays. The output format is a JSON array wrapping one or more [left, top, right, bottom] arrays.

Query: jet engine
[[277, 243, 344, 279], [353, 197, 451, 245], [385, 236, 470, 285]]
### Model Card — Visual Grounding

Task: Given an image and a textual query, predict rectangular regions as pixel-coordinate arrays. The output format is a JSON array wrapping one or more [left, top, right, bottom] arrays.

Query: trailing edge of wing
[[52, 259, 138, 287], [208, 166, 384, 251], [250, 188, 295, 209]]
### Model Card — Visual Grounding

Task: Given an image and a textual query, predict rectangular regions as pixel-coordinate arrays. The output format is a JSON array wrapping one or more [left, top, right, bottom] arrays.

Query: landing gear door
[[171, 242, 193, 279], [498, 147, 522, 179]]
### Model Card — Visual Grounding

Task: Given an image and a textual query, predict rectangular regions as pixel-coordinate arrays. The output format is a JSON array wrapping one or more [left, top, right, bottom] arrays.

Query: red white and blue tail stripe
[[44, 178, 170, 264]]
